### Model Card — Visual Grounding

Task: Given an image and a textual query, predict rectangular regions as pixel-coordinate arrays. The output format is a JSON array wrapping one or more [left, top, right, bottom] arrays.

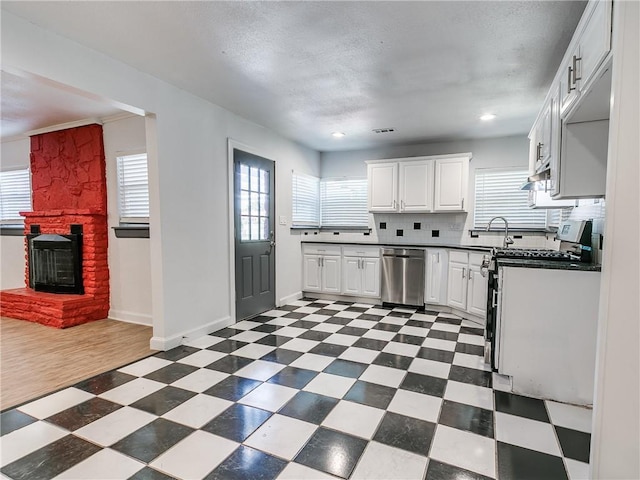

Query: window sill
[[113, 225, 149, 238], [0, 225, 24, 236], [468, 228, 556, 239]]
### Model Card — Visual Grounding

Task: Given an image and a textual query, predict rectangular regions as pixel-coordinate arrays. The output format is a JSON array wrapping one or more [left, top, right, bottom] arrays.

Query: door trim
[[227, 138, 277, 322]]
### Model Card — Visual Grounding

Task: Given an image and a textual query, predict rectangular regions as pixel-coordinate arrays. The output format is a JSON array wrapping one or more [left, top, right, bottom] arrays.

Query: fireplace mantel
[[22, 209, 106, 217]]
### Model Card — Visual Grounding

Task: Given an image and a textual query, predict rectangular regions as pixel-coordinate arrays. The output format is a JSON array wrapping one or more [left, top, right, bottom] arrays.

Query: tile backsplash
[[303, 199, 606, 249]]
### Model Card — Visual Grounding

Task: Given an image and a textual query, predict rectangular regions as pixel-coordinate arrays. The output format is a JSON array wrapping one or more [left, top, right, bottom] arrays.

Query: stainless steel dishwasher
[[381, 248, 425, 307]]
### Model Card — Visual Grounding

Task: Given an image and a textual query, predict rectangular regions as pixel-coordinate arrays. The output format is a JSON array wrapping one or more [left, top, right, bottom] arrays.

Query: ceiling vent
[[372, 128, 395, 134]]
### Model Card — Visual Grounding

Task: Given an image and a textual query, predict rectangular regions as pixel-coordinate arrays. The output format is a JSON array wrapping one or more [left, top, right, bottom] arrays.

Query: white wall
[[591, 1, 639, 477], [103, 114, 152, 325], [0, 138, 30, 290], [1, 12, 320, 348], [319, 135, 551, 248]]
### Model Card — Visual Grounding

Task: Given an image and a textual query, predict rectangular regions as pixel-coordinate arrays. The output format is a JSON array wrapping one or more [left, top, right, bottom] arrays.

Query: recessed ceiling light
[[331, 132, 346, 138], [480, 114, 497, 121]]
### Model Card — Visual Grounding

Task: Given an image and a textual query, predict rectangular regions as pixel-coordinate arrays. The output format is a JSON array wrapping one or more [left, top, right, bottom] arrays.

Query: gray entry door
[[234, 149, 276, 320]]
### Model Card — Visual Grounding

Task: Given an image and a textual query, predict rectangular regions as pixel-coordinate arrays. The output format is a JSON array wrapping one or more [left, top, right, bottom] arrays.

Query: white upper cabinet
[[530, 0, 613, 199], [529, 96, 554, 173], [434, 157, 469, 211], [368, 154, 470, 213], [368, 162, 398, 212], [560, 0, 612, 117], [399, 160, 434, 212]]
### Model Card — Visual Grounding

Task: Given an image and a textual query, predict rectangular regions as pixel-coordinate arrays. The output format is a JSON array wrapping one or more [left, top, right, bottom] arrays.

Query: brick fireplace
[[0, 124, 110, 328]]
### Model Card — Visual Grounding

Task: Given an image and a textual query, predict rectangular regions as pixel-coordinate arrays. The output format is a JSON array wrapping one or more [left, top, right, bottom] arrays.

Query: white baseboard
[[150, 315, 233, 351], [108, 309, 153, 326], [279, 291, 302, 306]]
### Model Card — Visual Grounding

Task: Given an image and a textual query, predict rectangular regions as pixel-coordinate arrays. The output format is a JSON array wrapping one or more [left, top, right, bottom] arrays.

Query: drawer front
[[342, 246, 381, 258], [449, 250, 469, 264], [302, 244, 342, 256]]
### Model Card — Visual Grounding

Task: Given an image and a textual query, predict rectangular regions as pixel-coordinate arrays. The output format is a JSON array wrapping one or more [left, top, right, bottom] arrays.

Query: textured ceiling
[[1, 71, 124, 140], [1, 1, 586, 151]]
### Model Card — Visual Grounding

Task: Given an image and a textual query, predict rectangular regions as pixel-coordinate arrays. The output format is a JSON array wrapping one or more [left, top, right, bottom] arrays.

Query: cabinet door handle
[[567, 66, 576, 93], [492, 290, 498, 308], [320, 257, 324, 267], [437, 252, 440, 263], [393, 199, 397, 210], [401, 200, 405, 210], [462, 267, 466, 279], [461, 198, 464, 210], [572, 54, 582, 83], [537, 142, 544, 161], [360, 258, 363, 269]]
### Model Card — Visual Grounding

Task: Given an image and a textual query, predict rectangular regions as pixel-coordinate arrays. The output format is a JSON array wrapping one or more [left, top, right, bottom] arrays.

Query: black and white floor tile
[[0, 299, 592, 480]]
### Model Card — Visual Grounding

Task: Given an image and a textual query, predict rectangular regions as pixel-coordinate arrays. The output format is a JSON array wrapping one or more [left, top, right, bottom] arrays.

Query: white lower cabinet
[[341, 247, 381, 298], [447, 251, 487, 318], [425, 249, 448, 305], [302, 245, 342, 294], [321, 256, 341, 293], [467, 255, 488, 317]]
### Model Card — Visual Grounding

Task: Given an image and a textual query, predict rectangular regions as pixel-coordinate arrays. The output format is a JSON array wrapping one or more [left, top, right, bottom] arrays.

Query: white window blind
[[117, 153, 149, 223], [292, 172, 319, 227], [0, 168, 31, 223], [320, 178, 368, 228], [474, 168, 549, 229]]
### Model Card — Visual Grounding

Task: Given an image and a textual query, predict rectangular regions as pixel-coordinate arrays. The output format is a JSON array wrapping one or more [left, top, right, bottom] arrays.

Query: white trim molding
[[108, 310, 153, 326], [279, 291, 302, 307], [150, 315, 233, 351]]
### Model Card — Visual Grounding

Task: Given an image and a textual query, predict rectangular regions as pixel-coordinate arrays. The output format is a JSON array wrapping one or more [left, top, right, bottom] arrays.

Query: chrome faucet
[[486, 216, 514, 248]]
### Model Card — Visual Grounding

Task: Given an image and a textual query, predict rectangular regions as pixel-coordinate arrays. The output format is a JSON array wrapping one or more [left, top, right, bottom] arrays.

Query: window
[[0, 168, 31, 224], [117, 153, 149, 223], [320, 178, 368, 228], [292, 173, 320, 227], [238, 163, 270, 241], [474, 168, 555, 230], [292, 173, 369, 229]]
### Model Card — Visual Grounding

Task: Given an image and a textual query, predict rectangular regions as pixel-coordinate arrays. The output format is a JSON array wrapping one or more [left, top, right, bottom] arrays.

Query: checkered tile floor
[[0, 299, 592, 480]]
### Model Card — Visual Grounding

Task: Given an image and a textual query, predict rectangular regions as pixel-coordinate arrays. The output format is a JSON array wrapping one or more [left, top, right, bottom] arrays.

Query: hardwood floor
[[0, 317, 154, 411]]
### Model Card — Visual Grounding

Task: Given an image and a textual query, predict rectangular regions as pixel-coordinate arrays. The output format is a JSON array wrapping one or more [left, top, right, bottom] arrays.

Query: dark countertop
[[301, 240, 493, 252], [497, 258, 601, 272]]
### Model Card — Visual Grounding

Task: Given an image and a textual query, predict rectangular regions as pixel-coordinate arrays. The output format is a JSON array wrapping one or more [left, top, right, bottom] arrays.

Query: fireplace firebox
[[27, 225, 84, 294]]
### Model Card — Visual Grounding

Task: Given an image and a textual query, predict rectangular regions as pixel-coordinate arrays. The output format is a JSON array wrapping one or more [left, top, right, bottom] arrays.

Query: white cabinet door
[[361, 257, 381, 297], [425, 249, 447, 305], [322, 256, 341, 293], [577, 0, 612, 91], [368, 163, 398, 212], [536, 99, 553, 169], [303, 254, 321, 291], [342, 257, 361, 296], [559, 46, 581, 115], [399, 160, 433, 212], [467, 265, 488, 318], [434, 157, 469, 211], [447, 260, 468, 310]]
